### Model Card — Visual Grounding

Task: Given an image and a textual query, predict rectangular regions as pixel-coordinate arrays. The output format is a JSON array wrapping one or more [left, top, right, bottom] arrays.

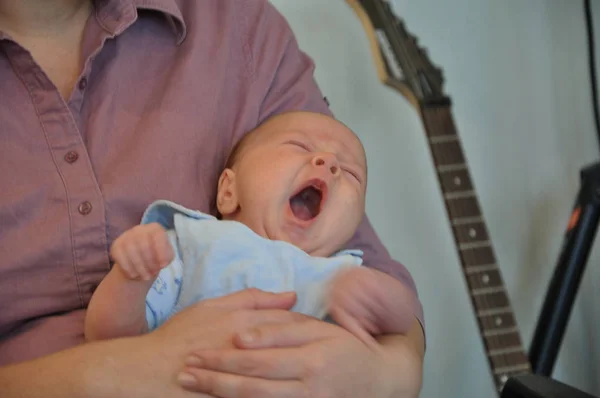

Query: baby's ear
[[216, 169, 239, 217]]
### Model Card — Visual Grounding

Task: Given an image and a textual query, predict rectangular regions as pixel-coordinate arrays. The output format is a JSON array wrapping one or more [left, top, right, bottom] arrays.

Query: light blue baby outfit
[[142, 200, 363, 331]]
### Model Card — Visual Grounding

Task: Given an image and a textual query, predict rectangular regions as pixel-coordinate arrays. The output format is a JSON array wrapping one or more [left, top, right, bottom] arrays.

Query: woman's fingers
[[183, 347, 305, 380], [177, 368, 307, 397], [200, 288, 297, 311], [233, 316, 339, 349]]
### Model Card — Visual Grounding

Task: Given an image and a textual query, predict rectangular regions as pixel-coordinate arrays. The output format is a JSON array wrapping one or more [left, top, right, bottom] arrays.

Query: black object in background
[[526, 1, 600, 378], [501, 374, 597, 398]]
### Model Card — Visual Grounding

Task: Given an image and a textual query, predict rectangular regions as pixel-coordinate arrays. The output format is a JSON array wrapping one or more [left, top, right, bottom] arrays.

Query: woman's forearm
[[377, 319, 425, 398], [0, 337, 131, 398]]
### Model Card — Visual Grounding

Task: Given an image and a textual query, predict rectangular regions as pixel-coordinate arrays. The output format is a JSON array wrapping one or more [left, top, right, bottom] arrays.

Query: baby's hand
[[110, 223, 174, 281], [328, 267, 416, 345]]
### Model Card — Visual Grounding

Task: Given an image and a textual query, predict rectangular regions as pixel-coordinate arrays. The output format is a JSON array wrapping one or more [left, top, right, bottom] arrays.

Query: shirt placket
[[3, 40, 109, 306]]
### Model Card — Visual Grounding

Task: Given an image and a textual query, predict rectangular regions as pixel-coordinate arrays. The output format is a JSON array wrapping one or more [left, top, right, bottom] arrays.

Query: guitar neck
[[344, 0, 532, 391], [420, 103, 531, 390]]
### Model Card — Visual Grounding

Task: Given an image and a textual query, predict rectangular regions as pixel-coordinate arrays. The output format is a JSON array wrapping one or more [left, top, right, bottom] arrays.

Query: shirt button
[[64, 151, 79, 164], [78, 201, 93, 215], [78, 78, 87, 91]]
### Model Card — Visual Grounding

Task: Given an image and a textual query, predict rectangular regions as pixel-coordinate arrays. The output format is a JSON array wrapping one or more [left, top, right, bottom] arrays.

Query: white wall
[[270, 1, 600, 397]]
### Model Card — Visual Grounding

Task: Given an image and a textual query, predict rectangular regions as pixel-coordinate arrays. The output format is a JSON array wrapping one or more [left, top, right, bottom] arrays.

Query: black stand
[[501, 374, 596, 398], [501, 162, 600, 397], [528, 161, 600, 375]]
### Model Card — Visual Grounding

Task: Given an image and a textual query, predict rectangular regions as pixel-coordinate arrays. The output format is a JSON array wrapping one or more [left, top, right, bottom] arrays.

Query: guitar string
[[447, 110, 526, 373], [437, 107, 510, 371], [372, 0, 419, 83], [442, 106, 528, 374], [427, 106, 511, 374]]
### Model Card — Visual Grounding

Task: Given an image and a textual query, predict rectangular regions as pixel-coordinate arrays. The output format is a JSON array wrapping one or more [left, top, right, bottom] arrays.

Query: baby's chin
[[271, 229, 316, 254], [290, 237, 336, 257], [268, 224, 337, 257]]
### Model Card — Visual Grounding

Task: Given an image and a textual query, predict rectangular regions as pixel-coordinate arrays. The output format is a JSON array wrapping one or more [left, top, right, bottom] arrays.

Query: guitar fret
[[437, 163, 467, 173], [459, 240, 490, 251], [477, 306, 511, 317], [490, 353, 530, 370], [471, 286, 506, 296], [444, 190, 475, 200], [483, 326, 519, 337], [493, 363, 531, 375], [451, 216, 483, 225], [483, 331, 523, 352], [428, 134, 459, 144], [465, 263, 497, 274], [489, 346, 526, 356]]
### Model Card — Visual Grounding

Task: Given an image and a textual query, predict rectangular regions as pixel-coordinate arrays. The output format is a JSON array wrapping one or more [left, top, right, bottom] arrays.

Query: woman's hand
[[177, 317, 424, 398], [86, 288, 304, 398]]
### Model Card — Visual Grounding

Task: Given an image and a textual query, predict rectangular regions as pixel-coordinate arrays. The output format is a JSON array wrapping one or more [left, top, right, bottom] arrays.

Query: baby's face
[[219, 112, 367, 257]]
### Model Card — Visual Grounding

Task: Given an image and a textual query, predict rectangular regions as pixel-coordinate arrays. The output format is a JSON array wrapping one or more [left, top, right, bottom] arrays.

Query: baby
[[85, 111, 416, 345]]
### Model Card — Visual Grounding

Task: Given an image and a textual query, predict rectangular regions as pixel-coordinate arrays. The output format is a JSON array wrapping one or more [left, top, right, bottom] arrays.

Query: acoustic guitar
[[345, 0, 531, 393]]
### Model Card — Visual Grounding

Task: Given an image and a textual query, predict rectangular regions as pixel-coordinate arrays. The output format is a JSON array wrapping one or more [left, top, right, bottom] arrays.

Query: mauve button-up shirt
[[0, 0, 424, 365]]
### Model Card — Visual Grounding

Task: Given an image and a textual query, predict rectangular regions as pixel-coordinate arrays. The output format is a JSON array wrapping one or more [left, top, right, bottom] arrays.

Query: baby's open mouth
[[289, 180, 326, 221]]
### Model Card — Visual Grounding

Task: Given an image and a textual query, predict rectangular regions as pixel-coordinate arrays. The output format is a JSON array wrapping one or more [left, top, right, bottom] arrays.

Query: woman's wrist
[[80, 335, 158, 398], [79, 338, 130, 398], [377, 331, 425, 398]]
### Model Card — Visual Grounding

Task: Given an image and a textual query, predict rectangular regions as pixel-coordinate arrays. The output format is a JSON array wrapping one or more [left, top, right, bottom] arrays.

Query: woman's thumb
[[204, 288, 297, 310]]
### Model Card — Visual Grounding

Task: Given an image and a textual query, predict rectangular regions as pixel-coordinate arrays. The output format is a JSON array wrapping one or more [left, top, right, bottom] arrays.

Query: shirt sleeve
[[246, 1, 332, 121], [245, 1, 425, 333]]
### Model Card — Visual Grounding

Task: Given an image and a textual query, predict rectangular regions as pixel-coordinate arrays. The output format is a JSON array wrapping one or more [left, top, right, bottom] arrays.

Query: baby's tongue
[[290, 186, 321, 221]]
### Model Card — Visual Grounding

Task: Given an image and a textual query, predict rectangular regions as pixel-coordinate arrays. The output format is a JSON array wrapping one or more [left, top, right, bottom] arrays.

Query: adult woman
[[0, 0, 425, 396]]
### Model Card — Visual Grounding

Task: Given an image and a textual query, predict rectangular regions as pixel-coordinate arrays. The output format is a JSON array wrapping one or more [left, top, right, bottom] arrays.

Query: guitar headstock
[[345, 0, 448, 108]]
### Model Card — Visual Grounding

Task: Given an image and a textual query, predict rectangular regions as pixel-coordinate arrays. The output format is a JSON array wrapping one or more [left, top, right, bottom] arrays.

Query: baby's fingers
[[126, 243, 153, 280], [149, 226, 174, 270], [110, 238, 140, 279], [111, 243, 141, 280], [329, 305, 379, 350], [130, 223, 169, 278]]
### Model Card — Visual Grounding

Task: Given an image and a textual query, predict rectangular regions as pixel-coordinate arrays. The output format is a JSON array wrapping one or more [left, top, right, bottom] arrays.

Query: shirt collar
[[95, 0, 186, 45]]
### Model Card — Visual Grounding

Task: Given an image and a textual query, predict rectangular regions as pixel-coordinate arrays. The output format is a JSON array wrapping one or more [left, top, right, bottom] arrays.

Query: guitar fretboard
[[421, 103, 531, 390]]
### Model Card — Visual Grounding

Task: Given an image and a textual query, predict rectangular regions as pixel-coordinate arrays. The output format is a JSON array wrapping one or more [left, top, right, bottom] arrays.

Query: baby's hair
[[223, 120, 269, 170], [223, 113, 281, 169], [224, 110, 361, 170], [224, 132, 253, 170]]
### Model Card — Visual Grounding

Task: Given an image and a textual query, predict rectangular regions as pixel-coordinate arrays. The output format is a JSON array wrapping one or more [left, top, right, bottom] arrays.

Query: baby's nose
[[312, 153, 340, 176]]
